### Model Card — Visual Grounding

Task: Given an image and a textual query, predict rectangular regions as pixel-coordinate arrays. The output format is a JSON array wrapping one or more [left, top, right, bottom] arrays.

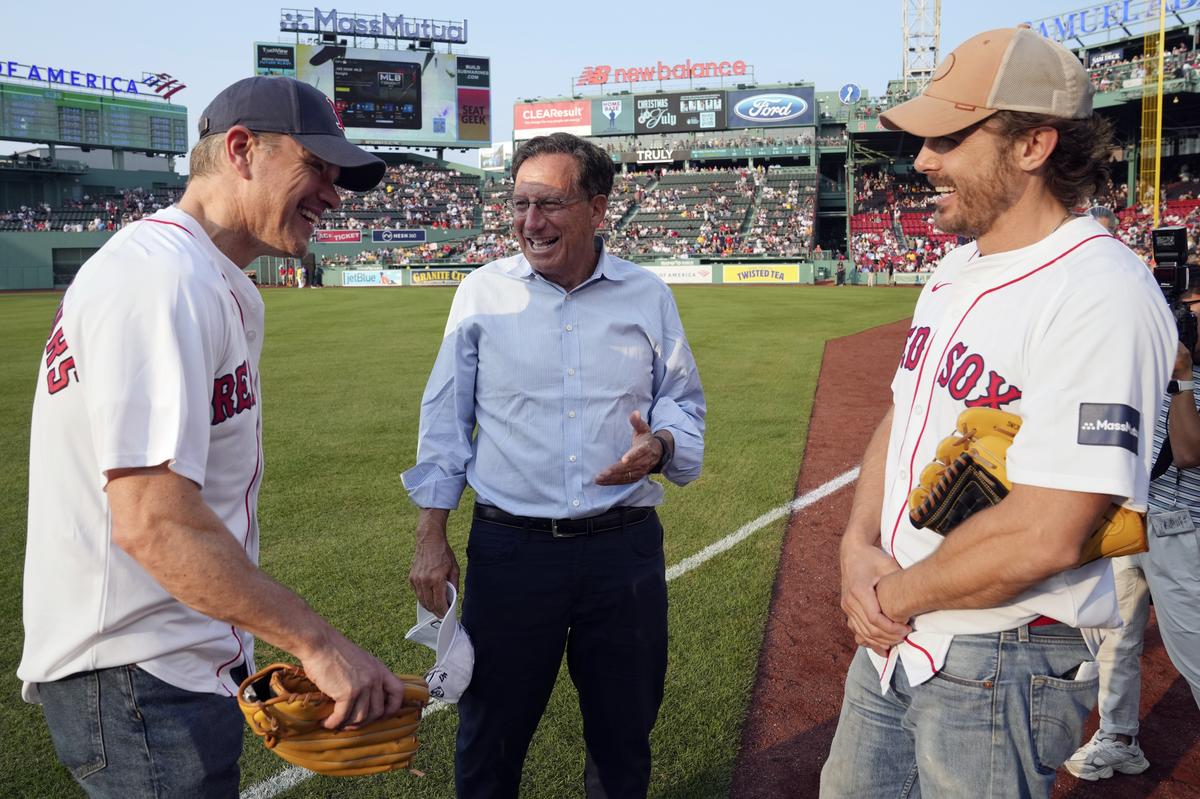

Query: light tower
[[903, 0, 942, 93]]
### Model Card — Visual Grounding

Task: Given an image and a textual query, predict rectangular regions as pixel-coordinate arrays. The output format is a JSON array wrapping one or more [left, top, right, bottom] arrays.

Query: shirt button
[[899, 469, 909, 481], [565, 324, 573, 331], [569, 455, 577, 462], [568, 410, 576, 418], [568, 368, 576, 376], [913, 404, 924, 415], [572, 499, 581, 507]]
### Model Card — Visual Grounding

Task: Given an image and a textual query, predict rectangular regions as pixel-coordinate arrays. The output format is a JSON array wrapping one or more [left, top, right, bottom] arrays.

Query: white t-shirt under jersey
[[19, 206, 265, 699], [870, 216, 1176, 690]]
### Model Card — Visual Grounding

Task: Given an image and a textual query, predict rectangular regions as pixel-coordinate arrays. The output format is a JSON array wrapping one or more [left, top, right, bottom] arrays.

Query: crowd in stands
[[29, 150, 1200, 272], [816, 131, 849, 147], [0, 187, 182, 231], [590, 130, 814, 156], [1091, 173, 1200, 263], [319, 162, 480, 231], [850, 166, 961, 274], [610, 167, 755, 258], [1089, 43, 1200, 94]]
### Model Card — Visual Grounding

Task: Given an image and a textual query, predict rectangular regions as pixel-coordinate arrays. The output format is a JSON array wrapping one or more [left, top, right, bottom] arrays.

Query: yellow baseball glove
[[237, 663, 429, 777], [908, 407, 1147, 566]]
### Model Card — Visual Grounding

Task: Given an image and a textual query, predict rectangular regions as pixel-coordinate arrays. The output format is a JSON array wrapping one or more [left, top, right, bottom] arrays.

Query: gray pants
[[1096, 531, 1200, 736]]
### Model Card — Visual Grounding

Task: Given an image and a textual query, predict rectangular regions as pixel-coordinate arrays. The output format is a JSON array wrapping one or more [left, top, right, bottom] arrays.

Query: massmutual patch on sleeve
[[1077, 403, 1141, 453]]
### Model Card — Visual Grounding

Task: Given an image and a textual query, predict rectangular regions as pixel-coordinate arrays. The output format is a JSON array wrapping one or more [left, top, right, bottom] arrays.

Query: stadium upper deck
[[5, 18, 1200, 289]]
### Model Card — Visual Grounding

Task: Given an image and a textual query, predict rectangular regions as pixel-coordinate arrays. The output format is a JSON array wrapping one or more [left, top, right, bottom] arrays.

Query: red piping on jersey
[[215, 627, 246, 696], [214, 273, 262, 687], [886, 233, 1111, 673], [139, 218, 195, 237]]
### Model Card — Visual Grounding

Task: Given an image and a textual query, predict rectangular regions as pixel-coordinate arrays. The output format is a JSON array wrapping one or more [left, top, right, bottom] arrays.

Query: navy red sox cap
[[197, 76, 385, 192]]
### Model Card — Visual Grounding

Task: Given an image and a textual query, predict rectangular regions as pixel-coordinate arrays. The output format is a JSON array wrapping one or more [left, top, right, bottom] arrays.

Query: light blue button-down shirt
[[401, 245, 706, 519]]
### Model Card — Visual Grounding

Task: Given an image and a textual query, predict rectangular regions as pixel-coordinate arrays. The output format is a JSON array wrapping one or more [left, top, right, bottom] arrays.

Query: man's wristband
[[1169, 379, 1195, 395], [650, 432, 673, 474]]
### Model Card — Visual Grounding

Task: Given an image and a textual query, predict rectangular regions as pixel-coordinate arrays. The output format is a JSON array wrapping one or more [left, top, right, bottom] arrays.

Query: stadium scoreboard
[[254, 42, 491, 147], [0, 81, 188, 154]]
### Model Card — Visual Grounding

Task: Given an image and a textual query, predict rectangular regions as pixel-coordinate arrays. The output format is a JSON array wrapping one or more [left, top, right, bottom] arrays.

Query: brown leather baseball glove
[[237, 662, 429, 777]]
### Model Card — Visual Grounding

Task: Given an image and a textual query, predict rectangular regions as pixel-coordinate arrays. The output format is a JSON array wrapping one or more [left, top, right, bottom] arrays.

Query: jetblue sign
[[725, 87, 814, 129], [371, 229, 426, 243], [280, 7, 468, 44], [1030, 0, 1200, 43]]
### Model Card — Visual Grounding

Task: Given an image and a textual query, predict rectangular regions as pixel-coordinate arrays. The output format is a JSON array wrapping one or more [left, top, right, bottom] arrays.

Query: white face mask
[[404, 581, 475, 704]]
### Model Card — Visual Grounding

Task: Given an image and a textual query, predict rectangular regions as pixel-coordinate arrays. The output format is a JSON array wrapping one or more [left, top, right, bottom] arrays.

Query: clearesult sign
[[513, 99, 591, 139]]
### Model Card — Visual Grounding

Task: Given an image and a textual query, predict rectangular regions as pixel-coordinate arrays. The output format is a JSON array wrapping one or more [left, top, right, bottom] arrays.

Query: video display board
[[591, 97, 634, 135], [254, 42, 491, 147], [633, 91, 725, 134], [0, 81, 188, 153]]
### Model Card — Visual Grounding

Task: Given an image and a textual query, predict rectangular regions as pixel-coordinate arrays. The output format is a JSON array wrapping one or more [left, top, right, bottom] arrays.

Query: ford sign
[[733, 93, 808, 123]]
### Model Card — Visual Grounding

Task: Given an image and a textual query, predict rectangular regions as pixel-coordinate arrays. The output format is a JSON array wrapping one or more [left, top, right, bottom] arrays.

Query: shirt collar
[[505, 235, 628, 287]]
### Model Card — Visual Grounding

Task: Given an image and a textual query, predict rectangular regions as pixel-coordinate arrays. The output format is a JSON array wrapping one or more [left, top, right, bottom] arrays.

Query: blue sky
[[0, 1, 1149, 167]]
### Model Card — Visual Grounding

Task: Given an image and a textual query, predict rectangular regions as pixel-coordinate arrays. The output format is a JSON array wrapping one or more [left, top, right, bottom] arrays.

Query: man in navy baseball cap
[[20, 76, 409, 799], [198, 75, 385, 191]]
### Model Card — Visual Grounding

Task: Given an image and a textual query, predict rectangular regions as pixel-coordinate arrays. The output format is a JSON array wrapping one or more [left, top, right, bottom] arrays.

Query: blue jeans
[[820, 625, 1099, 799], [456, 508, 668, 799], [37, 665, 243, 798]]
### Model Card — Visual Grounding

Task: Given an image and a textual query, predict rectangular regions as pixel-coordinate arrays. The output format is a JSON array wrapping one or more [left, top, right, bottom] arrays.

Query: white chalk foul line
[[665, 465, 860, 581], [240, 465, 861, 799]]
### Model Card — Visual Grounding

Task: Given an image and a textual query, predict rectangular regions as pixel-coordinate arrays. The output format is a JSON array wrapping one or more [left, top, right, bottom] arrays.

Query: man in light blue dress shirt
[[402, 132, 706, 798]]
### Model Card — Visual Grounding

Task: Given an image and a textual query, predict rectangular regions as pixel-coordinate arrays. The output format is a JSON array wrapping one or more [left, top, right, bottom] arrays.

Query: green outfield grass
[[0, 285, 916, 799]]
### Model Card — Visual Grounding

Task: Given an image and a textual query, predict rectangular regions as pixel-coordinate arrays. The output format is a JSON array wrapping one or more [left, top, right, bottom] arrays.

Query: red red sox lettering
[[43, 305, 78, 395], [902, 326, 1023, 409], [211, 361, 256, 425]]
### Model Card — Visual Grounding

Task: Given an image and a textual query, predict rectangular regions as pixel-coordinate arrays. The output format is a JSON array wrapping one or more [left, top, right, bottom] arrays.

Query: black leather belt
[[474, 503, 654, 538]]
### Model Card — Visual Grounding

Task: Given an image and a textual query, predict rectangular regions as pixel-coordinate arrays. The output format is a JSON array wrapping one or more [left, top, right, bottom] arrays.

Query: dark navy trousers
[[455, 507, 668, 799]]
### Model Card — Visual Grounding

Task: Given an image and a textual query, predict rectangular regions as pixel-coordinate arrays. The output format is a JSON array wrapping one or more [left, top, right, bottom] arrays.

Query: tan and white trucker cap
[[880, 25, 1094, 138]]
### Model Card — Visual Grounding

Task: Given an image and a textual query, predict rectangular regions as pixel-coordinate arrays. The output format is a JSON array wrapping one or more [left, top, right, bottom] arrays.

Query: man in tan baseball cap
[[821, 25, 1178, 799]]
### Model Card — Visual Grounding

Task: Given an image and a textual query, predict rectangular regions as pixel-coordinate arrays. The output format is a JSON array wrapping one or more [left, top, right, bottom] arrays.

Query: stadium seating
[[0, 186, 184, 232]]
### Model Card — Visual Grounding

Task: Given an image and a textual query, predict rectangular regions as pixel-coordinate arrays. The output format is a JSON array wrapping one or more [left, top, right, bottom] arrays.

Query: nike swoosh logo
[[931, 282, 952, 292]]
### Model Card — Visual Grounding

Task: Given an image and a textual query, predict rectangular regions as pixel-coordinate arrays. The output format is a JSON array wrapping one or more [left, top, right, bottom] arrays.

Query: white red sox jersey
[[19, 206, 265, 700], [869, 216, 1176, 690]]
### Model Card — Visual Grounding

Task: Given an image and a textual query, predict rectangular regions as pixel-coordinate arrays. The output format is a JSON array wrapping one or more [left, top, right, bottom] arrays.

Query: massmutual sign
[[1031, 0, 1200, 42], [279, 7, 468, 44]]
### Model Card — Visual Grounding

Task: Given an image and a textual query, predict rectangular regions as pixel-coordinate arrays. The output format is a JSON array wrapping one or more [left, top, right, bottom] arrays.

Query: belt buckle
[[551, 518, 583, 538]]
